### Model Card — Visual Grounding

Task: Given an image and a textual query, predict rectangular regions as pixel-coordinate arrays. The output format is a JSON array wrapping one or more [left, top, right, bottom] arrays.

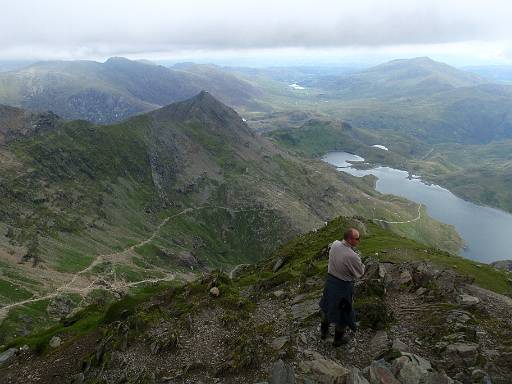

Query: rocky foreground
[[1, 218, 512, 384]]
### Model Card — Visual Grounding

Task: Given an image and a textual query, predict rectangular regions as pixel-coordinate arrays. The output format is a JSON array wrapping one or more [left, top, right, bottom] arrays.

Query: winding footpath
[[0, 205, 275, 316], [0, 201, 421, 317], [372, 203, 422, 224]]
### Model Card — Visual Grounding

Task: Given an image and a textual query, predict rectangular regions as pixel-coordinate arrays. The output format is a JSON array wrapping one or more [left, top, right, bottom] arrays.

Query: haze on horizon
[[2, 0, 512, 66]]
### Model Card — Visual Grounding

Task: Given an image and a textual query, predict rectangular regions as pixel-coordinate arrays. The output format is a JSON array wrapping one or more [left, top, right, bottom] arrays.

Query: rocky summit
[[1, 217, 511, 383]]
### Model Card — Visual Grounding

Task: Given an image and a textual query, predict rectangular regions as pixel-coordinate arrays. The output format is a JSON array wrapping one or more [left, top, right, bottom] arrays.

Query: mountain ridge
[[0, 58, 263, 124], [305, 56, 486, 98]]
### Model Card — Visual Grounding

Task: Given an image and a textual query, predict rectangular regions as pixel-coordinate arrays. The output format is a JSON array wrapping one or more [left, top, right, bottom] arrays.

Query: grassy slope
[[0, 98, 465, 344], [2, 215, 509, 354]]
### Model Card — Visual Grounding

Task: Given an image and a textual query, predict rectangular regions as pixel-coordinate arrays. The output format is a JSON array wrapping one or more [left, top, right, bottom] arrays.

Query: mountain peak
[[192, 90, 214, 101], [148, 91, 253, 137], [104, 56, 132, 64], [0, 104, 60, 144]]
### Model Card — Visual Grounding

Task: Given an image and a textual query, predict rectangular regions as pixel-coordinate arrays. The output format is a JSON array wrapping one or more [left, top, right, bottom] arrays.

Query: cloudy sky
[[2, 0, 512, 65]]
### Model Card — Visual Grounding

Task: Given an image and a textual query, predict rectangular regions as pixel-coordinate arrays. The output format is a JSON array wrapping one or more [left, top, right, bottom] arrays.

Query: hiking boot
[[320, 322, 329, 340]]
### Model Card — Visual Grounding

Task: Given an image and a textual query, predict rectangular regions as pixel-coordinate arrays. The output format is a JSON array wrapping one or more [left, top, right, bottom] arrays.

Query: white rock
[[457, 294, 480, 307], [209, 287, 220, 297], [49, 336, 62, 348]]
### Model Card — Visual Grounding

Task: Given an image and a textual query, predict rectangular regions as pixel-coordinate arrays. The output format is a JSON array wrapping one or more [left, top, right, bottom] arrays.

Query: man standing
[[319, 228, 365, 347]]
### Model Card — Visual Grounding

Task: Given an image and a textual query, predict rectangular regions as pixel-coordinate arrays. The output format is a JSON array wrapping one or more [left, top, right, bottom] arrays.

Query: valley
[[1, 55, 512, 384], [0, 91, 461, 345]]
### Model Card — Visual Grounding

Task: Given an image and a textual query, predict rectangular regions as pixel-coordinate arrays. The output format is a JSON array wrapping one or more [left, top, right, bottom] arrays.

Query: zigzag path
[[0, 205, 275, 316]]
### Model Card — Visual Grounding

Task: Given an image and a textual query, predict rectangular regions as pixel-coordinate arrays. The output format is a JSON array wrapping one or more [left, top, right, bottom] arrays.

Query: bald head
[[343, 228, 359, 240], [344, 228, 360, 247]]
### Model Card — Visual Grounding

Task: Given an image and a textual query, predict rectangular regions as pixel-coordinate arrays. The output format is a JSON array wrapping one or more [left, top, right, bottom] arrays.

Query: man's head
[[343, 228, 360, 247]]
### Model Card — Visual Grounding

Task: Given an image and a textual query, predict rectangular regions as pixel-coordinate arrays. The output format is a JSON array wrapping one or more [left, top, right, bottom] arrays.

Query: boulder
[[457, 294, 480, 307], [391, 338, 409, 353], [271, 336, 290, 351], [49, 336, 62, 348], [391, 353, 432, 384], [47, 294, 74, 318], [300, 358, 349, 384], [346, 367, 370, 384], [421, 371, 454, 384], [490, 260, 512, 272], [399, 270, 413, 285], [209, 287, 220, 297], [273, 257, 286, 272], [370, 331, 390, 358], [368, 359, 400, 384], [269, 359, 296, 384], [302, 349, 325, 361], [0, 348, 17, 367], [446, 309, 473, 324], [444, 343, 479, 367], [291, 299, 319, 322]]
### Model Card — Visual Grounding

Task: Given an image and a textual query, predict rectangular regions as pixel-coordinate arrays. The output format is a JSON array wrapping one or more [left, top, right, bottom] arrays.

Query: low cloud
[[1, 0, 511, 59]]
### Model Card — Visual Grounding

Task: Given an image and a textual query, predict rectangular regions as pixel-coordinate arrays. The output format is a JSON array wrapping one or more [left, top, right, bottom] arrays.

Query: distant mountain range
[[303, 57, 486, 98], [464, 65, 512, 83], [0, 57, 263, 124], [270, 57, 512, 144]]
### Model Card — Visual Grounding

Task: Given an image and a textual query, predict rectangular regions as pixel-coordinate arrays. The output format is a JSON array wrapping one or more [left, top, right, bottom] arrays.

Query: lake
[[323, 151, 512, 263]]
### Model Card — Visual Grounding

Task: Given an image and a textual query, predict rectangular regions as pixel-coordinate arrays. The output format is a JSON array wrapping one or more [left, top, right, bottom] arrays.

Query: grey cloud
[[0, 0, 510, 58]]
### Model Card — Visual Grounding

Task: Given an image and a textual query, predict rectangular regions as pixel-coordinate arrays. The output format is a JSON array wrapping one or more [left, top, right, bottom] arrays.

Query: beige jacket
[[327, 240, 365, 282]]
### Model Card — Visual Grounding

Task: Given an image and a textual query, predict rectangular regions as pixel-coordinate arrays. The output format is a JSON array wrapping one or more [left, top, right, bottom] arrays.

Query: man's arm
[[347, 254, 365, 279]]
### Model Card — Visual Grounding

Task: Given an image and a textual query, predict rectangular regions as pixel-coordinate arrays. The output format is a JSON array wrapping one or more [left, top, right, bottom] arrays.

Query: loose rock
[[269, 359, 296, 384], [345, 367, 370, 384], [209, 287, 220, 297], [49, 336, 62, 348], [271, 336, 290, 351], [300, 358, 349, 384], [0, 348, 17, 367], [457, 294, 480, 307]]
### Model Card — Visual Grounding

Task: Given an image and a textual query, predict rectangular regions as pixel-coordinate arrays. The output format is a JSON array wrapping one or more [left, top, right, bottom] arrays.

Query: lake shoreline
[[323, 151, 512, 264]]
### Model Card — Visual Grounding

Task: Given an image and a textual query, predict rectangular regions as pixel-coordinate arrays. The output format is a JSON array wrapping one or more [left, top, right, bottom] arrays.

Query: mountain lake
[[323, 151, 512, 263]]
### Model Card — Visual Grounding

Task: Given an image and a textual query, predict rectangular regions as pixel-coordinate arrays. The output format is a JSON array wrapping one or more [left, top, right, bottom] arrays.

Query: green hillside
[[0, 93, 462, 342], [1, 215, 510, 383]]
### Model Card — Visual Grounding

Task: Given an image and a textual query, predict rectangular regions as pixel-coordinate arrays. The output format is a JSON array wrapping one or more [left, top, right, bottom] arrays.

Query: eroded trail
[[372, 203, 422, 224], [0, 205, 275, 315]]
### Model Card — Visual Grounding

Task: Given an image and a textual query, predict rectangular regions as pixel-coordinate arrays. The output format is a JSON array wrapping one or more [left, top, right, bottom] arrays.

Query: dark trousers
[[320, 310, 346, 336]]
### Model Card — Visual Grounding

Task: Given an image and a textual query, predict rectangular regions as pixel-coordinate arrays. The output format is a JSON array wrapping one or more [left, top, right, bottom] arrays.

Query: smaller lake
[[323, 151, 512, 263]]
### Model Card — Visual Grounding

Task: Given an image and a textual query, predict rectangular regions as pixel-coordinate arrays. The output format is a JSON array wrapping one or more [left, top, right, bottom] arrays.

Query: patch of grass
[[0, 278, 33, 303], [134, 243, 173, 268], [54, 248, 94, 273], [5, 304, 105, 354], [354, 296, 393, 330]]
